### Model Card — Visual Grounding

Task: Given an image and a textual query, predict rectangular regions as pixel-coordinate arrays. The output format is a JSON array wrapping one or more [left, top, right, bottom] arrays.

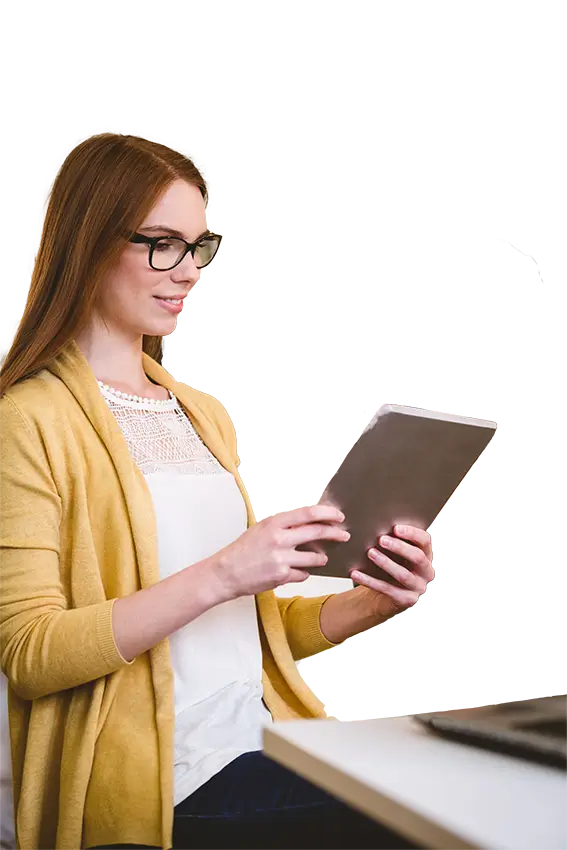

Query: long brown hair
[[0, 133, 209, 398]]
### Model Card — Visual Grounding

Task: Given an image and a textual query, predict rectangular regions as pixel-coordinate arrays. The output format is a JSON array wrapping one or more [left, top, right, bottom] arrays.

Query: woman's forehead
[[142, 180, 206, 239]]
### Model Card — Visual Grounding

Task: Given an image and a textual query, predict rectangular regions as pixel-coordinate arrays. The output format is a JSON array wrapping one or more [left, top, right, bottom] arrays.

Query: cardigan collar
[[47, 338, 238, 477], [45, 338, 243, 590]]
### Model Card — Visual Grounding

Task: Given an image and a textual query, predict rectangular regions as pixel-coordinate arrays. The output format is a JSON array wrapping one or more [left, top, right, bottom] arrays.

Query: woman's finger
[[351, 569, 420, 607], [378, 534, 433, 579], [367, 548, 425, 591]]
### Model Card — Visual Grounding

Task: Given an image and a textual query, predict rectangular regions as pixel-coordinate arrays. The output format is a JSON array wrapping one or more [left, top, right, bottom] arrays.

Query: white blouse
[[95, 382, 274, 806]]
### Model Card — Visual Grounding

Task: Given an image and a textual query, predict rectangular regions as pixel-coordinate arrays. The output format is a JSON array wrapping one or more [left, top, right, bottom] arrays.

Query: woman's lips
[[154, 296, 184, 314]]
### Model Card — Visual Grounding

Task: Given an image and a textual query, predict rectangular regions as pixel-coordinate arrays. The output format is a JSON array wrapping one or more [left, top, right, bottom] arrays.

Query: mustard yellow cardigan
[[0, 339, 341, 850]]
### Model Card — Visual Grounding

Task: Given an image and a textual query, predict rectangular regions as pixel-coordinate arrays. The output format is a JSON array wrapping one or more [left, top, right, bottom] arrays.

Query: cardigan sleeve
[[0, 396, 133, 701], [277, 594, 345, 660]]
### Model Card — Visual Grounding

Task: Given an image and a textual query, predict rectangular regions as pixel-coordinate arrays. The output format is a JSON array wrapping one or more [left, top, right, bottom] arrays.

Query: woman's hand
[[210, 504, 349, 601], [349, 525, 435, 621]]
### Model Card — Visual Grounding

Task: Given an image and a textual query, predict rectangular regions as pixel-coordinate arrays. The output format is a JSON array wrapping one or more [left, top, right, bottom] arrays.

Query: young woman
[[0, 133, 433, 849]]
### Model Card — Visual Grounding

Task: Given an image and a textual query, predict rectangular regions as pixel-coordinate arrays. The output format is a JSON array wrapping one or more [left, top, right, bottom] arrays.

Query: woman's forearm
[[319, 585, 387, 644], [112, 556, 229, 662]]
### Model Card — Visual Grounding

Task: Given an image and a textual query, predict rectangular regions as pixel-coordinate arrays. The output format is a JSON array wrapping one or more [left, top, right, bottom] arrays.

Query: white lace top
[[99, 385, 224, 476], [97, 382, 274, 806]]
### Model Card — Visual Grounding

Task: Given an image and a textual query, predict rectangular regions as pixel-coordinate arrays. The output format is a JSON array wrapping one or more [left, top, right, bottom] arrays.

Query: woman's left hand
[[349, 525, 435, 621]]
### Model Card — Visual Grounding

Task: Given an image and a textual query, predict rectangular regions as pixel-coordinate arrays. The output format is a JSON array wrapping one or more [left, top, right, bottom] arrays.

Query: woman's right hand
[[209, 505, 350, 601]]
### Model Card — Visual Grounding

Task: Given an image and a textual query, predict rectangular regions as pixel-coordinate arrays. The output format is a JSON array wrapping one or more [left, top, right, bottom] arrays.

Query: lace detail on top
[[98, 384, 227, 476]]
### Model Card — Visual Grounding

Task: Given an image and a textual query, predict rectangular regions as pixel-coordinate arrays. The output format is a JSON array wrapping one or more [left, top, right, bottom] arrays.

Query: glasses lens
[[195, 236, 220, 268], [151, 238, 186, 270]]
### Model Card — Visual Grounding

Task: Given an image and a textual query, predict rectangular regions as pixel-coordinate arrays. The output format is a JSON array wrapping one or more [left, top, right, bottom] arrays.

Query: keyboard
[[413, 694, 566, 770]]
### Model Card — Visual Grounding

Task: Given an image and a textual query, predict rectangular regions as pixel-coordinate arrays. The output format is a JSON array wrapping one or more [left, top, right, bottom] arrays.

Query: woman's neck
[[73, 333, 168, 400]]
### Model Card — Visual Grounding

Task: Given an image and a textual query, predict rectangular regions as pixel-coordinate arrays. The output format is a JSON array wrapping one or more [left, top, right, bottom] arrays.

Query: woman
[[0, 133, 434, 850]]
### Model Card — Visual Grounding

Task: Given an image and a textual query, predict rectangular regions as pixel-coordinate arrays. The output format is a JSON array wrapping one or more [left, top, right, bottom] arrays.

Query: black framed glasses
[[128, 231, 222, 271]]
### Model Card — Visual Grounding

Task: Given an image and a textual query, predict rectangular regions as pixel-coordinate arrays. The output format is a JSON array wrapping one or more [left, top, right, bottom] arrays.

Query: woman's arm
[[112, 558, 228, 663], [277, 586, 388, 660], [319, 585, 388, 643]]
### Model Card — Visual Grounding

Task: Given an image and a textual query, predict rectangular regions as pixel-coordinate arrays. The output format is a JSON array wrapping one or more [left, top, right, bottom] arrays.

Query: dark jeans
[[90, 750, 420, 849]]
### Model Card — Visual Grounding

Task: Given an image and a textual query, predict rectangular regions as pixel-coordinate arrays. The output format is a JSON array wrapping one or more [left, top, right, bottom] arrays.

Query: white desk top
[[263, 715, 566, 850]]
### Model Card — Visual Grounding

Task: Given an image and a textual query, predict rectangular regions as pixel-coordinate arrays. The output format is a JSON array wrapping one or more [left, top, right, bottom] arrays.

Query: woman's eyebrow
[[140, 225, 210, 241]]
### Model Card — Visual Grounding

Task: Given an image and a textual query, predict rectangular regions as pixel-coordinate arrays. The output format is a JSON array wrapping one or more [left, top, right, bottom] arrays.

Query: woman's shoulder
[[175, 382, 240, 466], [1, 369, 67, 426], [176, 381, 232, 425]]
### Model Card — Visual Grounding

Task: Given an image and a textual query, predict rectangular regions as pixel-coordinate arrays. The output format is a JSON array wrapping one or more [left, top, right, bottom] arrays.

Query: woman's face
[[97, 179, 208, 338]]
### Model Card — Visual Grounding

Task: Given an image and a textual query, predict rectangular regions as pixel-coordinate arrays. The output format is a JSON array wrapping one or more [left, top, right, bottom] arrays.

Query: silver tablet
[[296, 404, 497, 584]]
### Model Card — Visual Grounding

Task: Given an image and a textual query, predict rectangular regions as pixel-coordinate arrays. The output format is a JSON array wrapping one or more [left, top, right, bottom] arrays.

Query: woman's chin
[[144, 316, 177, 336]]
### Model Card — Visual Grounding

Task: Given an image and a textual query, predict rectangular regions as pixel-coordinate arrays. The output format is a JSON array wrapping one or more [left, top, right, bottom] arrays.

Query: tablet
[[296, 404, 497, 584]]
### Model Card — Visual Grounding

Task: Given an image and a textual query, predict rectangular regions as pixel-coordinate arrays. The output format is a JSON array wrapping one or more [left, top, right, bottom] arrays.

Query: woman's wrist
[[182, 556, 234, 609], [319, 585, 387, 644], [111, 556, 230, 662]]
